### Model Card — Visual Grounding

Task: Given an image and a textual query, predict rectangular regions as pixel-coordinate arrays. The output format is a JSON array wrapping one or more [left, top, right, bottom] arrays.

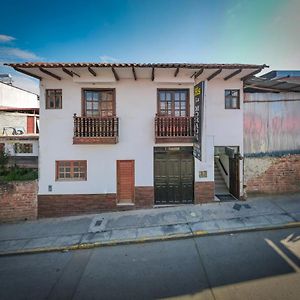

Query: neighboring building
[[0, 80, 39, 168], [243, 71, 300, 195], [7, 62, 267, 217]]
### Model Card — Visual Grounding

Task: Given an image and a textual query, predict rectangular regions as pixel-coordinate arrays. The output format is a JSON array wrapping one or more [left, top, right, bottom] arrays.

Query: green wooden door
[[154, 147, 194, 204]]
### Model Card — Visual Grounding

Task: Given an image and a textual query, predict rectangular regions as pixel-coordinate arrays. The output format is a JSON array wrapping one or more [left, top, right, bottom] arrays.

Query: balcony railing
[[73, 114, 119, 144], [155, 116, 195, 143]]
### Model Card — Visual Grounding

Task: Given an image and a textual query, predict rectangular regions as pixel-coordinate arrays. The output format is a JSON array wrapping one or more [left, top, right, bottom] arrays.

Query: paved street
[[1, 227, 300, 300]]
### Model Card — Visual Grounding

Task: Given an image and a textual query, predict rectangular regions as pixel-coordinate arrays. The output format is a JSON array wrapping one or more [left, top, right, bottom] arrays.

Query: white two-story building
[[7, 62, 267, 217]]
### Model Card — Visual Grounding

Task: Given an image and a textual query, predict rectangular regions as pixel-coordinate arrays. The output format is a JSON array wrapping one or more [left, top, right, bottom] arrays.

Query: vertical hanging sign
[[193, 82, 204, 160]]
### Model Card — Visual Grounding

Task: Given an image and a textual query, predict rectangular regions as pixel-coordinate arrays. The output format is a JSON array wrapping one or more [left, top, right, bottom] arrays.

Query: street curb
[[1, 221, 300, 257]]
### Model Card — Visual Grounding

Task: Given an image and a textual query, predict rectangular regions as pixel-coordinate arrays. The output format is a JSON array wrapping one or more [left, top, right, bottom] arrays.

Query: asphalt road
[[1, 227, 300, 300]]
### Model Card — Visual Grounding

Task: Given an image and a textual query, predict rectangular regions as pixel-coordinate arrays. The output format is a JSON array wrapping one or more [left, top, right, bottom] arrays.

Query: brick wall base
[[38, 194, 117, 218], [194, 181, 215, 204], [0, 180, 37, 223], [38, 186, 154, 218], [245, 155, 300, 195], [135, 186, 154, 209], [38, 182, 219, 218]]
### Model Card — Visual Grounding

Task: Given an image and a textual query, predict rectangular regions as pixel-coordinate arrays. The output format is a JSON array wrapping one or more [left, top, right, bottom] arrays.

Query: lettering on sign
[[193, 82, 204, 160]]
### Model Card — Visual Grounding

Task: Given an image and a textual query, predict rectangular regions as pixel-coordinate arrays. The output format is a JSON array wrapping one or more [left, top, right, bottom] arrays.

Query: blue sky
[[0, 0, 299, 93]]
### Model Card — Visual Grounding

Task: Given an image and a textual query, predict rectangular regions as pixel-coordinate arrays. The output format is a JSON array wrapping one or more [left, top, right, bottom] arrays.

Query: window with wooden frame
[[225, 90, 240, 109], [83, 89, 115, 117], [158, 89, 189, 116], [46, 89, 62, 109], [56, 160, 87, 181], [14, 143, 33, 154]]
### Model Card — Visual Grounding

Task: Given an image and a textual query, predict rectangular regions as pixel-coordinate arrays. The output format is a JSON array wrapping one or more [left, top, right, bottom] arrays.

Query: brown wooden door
[[27, 116, 34, 134], [229, 155, 240, 199], [117, 160, 135, 203]]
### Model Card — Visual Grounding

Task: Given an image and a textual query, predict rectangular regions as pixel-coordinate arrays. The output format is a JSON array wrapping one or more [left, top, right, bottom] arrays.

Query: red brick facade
[[38, 193, 117, 218], [38, 186, 155, 218], [194, 181, 215, 204], [135, 186, 154, 208], [38, 183, 217, 218], [0, 180, 37, 223], [246, 155, 300, 195]]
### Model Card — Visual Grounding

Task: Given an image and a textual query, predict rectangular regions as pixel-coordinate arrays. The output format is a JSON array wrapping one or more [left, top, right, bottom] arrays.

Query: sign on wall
[[193, 81, 204, 160]]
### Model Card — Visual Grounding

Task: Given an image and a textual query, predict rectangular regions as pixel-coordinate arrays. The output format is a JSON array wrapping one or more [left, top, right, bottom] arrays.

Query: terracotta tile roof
[[6, 62, 268, 69]]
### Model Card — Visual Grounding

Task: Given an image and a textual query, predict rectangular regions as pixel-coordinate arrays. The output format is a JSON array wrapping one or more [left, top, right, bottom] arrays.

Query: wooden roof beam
[[207, 69, 222, 81], [14, 67, 42, 80], [39, 67, 61, 80], [88, 67, 97, 76], [111, 67, 119, 81], [268, 81, 286, 88], [132, 66, 137, 80], [194, 68, 204, 79], [152, 67, 155, 81], [174, 67, 179, 77], [62, 67, 73, 77], [241, 69, 262, 81], [190, 71, 197, 78], [224, 69, 242, 80], [71, 70, 80, 77], [62, 67, 80, 78]]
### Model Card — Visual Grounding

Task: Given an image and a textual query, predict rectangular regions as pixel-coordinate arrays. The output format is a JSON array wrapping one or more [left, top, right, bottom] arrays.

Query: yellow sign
[[194, 86, 201, 96]]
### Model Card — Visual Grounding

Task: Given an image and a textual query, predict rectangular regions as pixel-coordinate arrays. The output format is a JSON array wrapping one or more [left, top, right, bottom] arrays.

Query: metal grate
[[94, 220, 103, 226], [216, 194, 237, 202]]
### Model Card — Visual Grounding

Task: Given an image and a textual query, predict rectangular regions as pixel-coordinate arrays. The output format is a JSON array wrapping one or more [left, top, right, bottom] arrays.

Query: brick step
[[215, 183, 227, 188]]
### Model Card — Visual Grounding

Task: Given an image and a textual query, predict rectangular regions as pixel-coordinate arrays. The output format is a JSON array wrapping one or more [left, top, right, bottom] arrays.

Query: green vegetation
[[0, 149, 38, 182]]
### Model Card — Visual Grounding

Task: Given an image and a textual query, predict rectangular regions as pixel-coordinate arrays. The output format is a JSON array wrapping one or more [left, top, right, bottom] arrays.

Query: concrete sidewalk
[[0, 193, 299, 255]]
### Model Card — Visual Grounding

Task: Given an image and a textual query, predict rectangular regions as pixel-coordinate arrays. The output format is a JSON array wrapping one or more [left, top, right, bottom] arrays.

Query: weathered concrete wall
[[244, 155, 300, 195], [0, 180, 37, 223], [0, 112, 27, 134]]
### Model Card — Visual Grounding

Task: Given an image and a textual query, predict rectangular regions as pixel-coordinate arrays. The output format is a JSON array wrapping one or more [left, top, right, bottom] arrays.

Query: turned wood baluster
[[109, 118, 112, 137], [73, 114, 77, 137]]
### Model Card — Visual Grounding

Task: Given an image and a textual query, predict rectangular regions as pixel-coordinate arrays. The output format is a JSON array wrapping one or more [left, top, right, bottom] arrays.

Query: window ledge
[[73, 136, 118, 144]]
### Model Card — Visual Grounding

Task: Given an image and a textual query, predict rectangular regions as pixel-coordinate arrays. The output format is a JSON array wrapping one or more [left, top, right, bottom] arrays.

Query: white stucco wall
[[38, 72, 244, 196], [205, 79, 243, 150], [39, 76, 194, 195], [195, 79, 244, 195], [0, 82, 39, 108]]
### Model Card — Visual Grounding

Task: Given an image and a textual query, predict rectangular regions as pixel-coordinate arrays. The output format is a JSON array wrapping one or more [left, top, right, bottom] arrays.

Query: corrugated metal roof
[[261, 70, 300, 80], [244, 76, 300, 93]]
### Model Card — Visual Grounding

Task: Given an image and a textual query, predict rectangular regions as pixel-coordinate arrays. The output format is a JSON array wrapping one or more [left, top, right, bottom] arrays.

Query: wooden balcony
[[155, 116, 195, 143], [73, 114, 119, 144]]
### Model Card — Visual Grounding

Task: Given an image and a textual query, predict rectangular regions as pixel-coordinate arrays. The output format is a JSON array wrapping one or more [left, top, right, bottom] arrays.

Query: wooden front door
[[229, 155, 240, 199], [154, 147, 194, 205], [117, 160, 135, 203], [27, 116, 35, 134]]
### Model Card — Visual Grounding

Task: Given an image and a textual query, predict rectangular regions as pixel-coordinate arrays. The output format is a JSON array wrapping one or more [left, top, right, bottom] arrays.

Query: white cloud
[[0, 34, 16, 43], [99, 55, 118, 62], [0, 47, 41, 60]]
